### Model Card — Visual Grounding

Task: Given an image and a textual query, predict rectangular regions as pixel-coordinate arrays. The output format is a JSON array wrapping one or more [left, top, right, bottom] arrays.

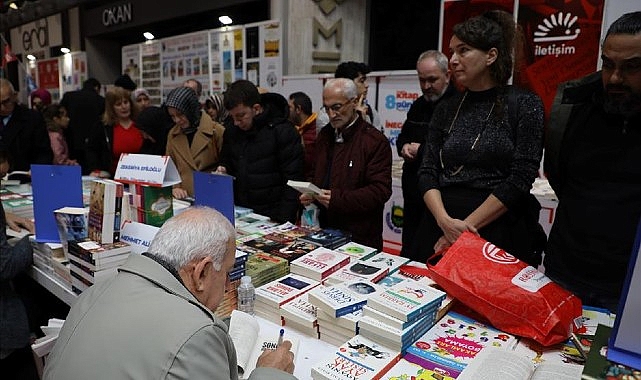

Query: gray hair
[[324, 78, 358, 99], [417, 50, 449, 73], [148, 206, 235, 271], [0, 78, 16, 93]]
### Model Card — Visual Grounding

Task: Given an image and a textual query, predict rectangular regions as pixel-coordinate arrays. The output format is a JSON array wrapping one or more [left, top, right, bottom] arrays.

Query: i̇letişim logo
[[533, 11, 580, 57]]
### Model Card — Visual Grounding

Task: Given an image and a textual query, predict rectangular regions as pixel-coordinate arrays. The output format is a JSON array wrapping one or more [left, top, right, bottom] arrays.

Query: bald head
[[0, 79, 17, 117]]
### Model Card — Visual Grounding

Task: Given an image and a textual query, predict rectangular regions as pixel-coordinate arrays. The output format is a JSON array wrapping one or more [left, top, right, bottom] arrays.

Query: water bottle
[[237, 275, 255, 315]]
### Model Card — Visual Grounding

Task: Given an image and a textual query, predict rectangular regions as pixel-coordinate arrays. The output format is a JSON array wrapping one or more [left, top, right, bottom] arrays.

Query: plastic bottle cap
[[240, 275, 252, 285]]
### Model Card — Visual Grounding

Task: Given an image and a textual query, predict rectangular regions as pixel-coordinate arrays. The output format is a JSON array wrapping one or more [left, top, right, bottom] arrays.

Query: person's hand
[[438, 216, 477, 244], [6, 212, 35, 234], [215, 166, 227, 174], [172, 187, 189, 200], [401, 143, 421, 161], [433, 235, 451, 253], [255, 340, 295, 374], [299, 193, 313, 206], [314, 189, 331, 208]]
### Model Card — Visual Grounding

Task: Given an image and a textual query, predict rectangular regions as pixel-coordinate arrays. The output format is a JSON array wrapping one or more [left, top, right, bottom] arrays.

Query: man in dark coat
[[397, 51, 456, 261], [0, 79, 52, 178], [216, 80, 304, 223], [60, 78, 105, 174], [301, 78, 392, 250]]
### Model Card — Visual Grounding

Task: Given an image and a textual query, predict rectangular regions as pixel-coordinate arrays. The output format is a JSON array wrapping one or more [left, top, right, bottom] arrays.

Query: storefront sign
[[9, 14, 63, 56], [102, 3, 133, 26]]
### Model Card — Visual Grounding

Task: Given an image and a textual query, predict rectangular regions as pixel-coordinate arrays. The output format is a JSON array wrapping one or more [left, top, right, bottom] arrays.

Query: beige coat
[[166, 111, 225, 196]]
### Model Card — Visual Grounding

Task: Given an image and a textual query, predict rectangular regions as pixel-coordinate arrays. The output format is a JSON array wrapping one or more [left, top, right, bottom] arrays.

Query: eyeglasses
[[322, 98, 355, 114]]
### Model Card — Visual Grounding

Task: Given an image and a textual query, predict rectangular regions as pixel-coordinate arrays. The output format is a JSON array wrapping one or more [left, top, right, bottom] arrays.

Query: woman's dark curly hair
[[453, 10, 522, 85]]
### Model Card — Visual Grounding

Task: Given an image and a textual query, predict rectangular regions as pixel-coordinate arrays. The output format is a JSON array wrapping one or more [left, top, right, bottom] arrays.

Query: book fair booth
[[2, 0, 640, 378]]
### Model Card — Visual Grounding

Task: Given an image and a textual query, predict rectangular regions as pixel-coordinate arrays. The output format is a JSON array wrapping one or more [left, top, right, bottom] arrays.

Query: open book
[[228, 310, 299, 379], [457, 347, 583, 380]]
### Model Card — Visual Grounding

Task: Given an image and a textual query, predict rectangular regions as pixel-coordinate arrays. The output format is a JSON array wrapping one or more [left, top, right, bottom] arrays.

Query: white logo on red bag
[[482, 242, 519, 264]]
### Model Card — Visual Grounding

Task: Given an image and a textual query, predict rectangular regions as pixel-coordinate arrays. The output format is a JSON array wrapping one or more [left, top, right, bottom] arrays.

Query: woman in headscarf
[[205, 93, 233, 129], [165, 87, 225, 199]]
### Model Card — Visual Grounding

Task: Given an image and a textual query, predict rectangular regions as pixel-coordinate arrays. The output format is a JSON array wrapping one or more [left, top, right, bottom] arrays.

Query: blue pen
[[277, 328, 284, 347]]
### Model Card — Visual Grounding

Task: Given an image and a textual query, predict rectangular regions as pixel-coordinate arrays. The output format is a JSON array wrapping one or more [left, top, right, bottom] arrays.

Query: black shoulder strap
[[507, 86, 518, 130]]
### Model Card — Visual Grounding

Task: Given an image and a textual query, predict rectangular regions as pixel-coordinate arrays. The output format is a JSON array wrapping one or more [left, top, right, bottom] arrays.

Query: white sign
[[120, 221, 159, 254], [10, 14, 63, 55], [114, 154, 181, 187]]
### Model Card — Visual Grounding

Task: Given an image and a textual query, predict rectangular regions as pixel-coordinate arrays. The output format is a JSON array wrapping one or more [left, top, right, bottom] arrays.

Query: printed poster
[[377, 75, 419, 161], [121, 44, 141, 87], [161, 31, 210, 100], [141, 41, 162, 105]]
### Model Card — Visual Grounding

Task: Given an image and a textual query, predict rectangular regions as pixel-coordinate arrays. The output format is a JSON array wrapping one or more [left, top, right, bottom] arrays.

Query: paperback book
[[280, 293, 317, 329], [324, 261, 389, 286], [289, 247, 350, 281], [361, 252, 410, 274], [254, 273, 320, 307], [404, 311, 518, 378], [299, 228, 351, 250], [379, 358, 455, 380], [366, 279, 446, 323], [335, 241, 379, 261], [311, 335, 400, 380], [308, 281, 383, 318]]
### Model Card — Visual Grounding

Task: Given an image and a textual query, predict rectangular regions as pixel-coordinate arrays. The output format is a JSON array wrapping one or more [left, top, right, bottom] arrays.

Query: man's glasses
[[322, 98, 355, 114]]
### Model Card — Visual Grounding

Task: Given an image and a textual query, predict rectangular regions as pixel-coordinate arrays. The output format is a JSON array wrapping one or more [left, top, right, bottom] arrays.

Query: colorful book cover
[[366, 279, 445, 322], [299, 228, 351, 249], [335, 241, 379, 261], [362, 252, 410, 274], [311, 335, 400, 380], [140, 184, 172, 227], [308, 281, 383, 318], [289, 247, 350, 281], [380, 358, 455, 380], [404, 311, 518, 379], [271, 240, 320, 262], [254, 273, 319, 307], [324, 261, 389, 286]]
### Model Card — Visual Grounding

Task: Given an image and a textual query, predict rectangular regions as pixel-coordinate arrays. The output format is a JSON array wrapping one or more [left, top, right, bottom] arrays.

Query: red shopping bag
[[427, 232, 582, 346]]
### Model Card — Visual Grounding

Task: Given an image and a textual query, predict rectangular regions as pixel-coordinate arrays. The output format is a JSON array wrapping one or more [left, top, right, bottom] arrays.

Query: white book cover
[[366, 279, 445, 322], [358, 314, 435, 347], [228, 310, 299, 379], [334, 241, 378, 261], [324, 261, 389, 286], [311, 335, 400, 380], [361, 252, 410, 274], [287, 180, 322, 195], [316, 308, 362, 332], [280, 293, 317, 328], [289, 247, 350, 281], [361, 305, 435, 331], [308, 281, 383, 318], [255, 273, 319, 307]]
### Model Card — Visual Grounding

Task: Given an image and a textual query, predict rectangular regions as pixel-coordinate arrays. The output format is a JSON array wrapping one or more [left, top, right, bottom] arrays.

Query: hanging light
[[219, 15, 232, 25], [60, 47, 70, 54], [143, 32, 154, 40]]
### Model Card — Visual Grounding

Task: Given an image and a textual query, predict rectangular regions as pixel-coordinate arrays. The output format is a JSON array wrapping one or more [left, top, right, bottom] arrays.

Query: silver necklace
[[440, 91, 495, 176]]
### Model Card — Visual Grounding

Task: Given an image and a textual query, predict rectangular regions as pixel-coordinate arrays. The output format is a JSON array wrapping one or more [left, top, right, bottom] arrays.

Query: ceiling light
[[219, 15, 232, 25], [27, 54, 36, 61], [9, 3, 18, 10], [60, 47, 70, 54], [143, 32, 154, 40]]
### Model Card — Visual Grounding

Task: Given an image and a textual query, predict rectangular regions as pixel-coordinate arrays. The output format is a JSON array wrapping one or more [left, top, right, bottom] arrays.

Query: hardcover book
[[366, 279, 446, 323], [311, 335, 400, 380], [289, 247, 350, 281], [404, 311, 518, 378], [254, 273, 320, 307]]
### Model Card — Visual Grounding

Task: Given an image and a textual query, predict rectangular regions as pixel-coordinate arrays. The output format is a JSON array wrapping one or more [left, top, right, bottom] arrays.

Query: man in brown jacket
[[300, 78, 392, 249]]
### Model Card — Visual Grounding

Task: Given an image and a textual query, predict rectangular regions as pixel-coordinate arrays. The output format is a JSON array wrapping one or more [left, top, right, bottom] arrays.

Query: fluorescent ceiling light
[[10, 3, 18, 10], [219, 15, 232, 25], [27, 54, 36, 61], [60, 47, 70, 54], [143, 32, 155, 40]]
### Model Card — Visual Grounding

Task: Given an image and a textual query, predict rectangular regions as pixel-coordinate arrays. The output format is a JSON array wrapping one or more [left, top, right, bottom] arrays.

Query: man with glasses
[[300, 78, 392, 250], [0, 79, 52, 180], [544, 12, 641, 312], [216, 80, 303, 223]]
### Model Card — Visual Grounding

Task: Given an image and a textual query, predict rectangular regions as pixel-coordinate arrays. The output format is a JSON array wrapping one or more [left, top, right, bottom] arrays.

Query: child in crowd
[[43, 104, 78, 166]]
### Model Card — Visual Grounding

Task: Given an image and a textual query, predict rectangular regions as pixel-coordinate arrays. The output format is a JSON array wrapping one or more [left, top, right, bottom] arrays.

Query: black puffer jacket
[[219, 93, 304, 223]]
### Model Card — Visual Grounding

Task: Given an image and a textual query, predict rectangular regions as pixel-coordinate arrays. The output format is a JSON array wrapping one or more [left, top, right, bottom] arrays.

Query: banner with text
[[377, 74, 419, 161]]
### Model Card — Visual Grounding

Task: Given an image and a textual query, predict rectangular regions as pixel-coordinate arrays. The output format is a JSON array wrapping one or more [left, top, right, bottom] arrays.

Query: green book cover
[[581, 324, 640, 380], [141, 186, 173, 227]]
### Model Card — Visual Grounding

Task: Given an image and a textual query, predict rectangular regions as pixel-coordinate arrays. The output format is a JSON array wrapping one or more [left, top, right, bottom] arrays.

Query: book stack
[[213, 278, 241, 319], [270, 240, 320, 263], [323, 260, 388, 286], [404, 311, 518, 379], [245, 252, 289, 288], [234, 205, 254, 219], [88, 179, 124, 244], [289, 247, 350, 282], [358, 308, 437, 352], [317, 309, 362, 347], [280, 293, 319, 338], [127, 184, 173, 227], [242, 236, 286, 255], [311, 335, 400, 380], [270, 221, 316, 240], [67, 238, 131, 294], [230, 249, 249, 282], [254, 273, 319, 324], [1, 188, 34, 219], [298, 228, 351, 250], [236, 216, 279, 236], [361, 252, 410, 275], [54, 206, 89, 257], [334, 241, 379, 262]]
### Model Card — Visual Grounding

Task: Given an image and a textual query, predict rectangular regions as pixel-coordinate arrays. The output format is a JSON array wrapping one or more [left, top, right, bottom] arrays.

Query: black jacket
[[0, 104, 52, 172], [86, 121, 114, 174], [218, 94, 304, 223], [60, 88, 105, 156]]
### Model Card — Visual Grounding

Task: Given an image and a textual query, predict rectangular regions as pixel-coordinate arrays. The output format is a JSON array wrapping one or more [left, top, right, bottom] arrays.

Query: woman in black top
[[416, 10, 545, 265]]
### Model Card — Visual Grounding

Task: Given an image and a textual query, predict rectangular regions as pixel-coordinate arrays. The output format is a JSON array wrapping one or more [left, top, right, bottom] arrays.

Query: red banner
[[37, 58, 60, 90], [515, 0, 605, 116]]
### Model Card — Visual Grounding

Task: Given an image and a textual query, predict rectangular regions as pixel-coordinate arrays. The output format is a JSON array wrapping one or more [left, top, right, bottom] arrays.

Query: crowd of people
[[1, 9, 640, 380]]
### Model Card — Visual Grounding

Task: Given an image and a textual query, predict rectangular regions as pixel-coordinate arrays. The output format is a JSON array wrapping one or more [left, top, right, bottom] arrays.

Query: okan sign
[[102, 3, 133, 27]]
